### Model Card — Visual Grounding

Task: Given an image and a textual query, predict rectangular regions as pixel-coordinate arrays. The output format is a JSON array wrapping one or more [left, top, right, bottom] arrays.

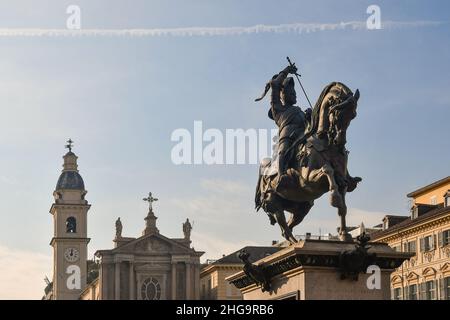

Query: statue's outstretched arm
[[271, 66, 297, 107]]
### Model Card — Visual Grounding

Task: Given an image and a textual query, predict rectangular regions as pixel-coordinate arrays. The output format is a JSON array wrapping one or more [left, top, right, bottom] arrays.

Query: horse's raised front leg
[[321, 163, 344, 208]]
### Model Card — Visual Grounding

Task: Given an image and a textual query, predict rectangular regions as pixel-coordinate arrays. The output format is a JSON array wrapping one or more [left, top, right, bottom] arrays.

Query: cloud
[[169, 178, 253, 225], [0, 20, 445, 37], [0, 245, 51, 300]]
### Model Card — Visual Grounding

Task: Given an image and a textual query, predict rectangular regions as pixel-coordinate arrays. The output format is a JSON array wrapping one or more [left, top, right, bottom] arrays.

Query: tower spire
[[65, 138, 74, 153], [62, 139, 79, 172]]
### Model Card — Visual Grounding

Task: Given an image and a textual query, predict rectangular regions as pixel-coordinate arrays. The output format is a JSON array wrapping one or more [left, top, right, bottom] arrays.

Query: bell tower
[[50, 139, 91, 300]]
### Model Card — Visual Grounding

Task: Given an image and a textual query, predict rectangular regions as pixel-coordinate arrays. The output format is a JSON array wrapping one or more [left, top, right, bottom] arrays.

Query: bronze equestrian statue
[[255, 62, 361, 243]]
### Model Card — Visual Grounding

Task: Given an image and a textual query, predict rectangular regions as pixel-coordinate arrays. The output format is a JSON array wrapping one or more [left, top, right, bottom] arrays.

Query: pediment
[[406, 271, 419, 281], [422, 267, 437, 277], [134, 236, 171, 253], [391, 275, 403, 284], [113, 233, 193, 255], [440, 262, 450, 273]]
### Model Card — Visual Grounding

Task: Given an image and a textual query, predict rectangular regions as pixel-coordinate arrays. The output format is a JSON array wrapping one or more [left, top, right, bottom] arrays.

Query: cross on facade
[[65, 138, 74, 152], [143, 192, 158, 212]]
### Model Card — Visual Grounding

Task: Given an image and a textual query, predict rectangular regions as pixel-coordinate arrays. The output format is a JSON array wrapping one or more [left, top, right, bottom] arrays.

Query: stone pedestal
[[227, 239, 412, 300]]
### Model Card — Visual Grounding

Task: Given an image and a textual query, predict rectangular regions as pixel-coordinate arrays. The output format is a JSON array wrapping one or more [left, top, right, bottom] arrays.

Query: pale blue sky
[[0, 0, 449, 298]]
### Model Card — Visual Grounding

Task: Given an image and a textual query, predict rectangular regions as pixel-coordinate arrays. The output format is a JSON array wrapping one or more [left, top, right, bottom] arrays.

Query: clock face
[[64, 247, 80, 263]]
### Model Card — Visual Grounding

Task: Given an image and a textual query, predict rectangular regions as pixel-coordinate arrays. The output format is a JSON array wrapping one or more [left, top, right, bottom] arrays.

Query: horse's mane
[[308, 82, 352, 135]]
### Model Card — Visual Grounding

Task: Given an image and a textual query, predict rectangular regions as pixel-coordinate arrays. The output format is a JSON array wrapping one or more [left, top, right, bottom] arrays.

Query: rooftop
[[407, 176, 450, 198], [371, 204, 450, 240], [207, 246, 282, 266]]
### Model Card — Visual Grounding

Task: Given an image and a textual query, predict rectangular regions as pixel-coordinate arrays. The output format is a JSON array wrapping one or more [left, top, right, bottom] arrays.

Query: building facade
[[49, 147, 91, 300], [48, 143, 203, 300], [200, 246, 281, 300], [371, 176, 450, 300]]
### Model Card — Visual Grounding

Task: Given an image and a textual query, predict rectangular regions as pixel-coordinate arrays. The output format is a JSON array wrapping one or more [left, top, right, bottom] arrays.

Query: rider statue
[[255, 59, 362, 243], [266, 64, 307, 187]]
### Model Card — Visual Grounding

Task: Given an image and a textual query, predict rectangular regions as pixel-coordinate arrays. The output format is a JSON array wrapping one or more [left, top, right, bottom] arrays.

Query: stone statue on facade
[[255, 60, 362, 243], [183, 218, 192, 240], [115, 217, 122, 239]]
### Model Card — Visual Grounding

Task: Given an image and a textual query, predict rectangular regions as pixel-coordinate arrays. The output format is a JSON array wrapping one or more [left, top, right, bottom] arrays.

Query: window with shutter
[[408, 284, 418, 300], [393, 287, 402, 300], [425, 280, 437, 300], [420, 282, 426, 300], [445, 277, 450, 300], [443, 230, 450, 246], [411, 240, 416, 254]]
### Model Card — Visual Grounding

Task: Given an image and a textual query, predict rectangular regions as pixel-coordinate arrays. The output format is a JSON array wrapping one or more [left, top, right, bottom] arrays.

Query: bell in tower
[[49, 139, 91, 300]]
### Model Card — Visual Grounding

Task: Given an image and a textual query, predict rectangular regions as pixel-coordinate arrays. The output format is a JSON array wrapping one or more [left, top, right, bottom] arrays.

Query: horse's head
[[328, 89, 359, 147]]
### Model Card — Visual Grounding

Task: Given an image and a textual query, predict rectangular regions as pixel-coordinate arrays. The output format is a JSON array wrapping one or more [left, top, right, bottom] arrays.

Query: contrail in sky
[[0, 20, 445, 37]]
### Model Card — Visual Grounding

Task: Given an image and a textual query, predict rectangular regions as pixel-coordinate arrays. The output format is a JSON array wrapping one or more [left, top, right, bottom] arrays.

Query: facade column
[[194, 264, 200, 300], [115, 261, 121, 300], [100, 264, 107, 300], [185, 262, 191, 300], [129, 262, 134, 300], [171, 262, 177, 299]]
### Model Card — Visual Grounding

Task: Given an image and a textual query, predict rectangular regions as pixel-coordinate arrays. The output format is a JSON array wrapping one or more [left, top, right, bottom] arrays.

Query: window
[[392, 245, 401, 252], [425, 280, 437, 300], [411, 206, 418, 220], [66, 217, 76, 233], [407, 284, 418, 300], [404, 240, 417, 254], [445, 277, 450, 300], [446, 192, 450, 207], [421, 235, 434, 252], [430, 196, 437, 205], [141, 277, 161, 300], [440, 230, 450, 247], [393, 287, 402, 300], [226, 282, 232, 297]]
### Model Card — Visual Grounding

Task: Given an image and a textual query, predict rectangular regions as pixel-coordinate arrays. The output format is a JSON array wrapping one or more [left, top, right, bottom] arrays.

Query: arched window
[[141, 277, 161, 300], [66, 217, 77, 233]]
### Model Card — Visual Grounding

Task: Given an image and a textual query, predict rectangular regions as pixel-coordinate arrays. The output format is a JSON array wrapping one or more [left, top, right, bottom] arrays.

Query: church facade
[[47, 142, 204, 300]]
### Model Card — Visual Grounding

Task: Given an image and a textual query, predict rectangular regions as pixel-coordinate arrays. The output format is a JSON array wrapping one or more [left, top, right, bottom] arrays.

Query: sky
[[0, 0, 449, 299]]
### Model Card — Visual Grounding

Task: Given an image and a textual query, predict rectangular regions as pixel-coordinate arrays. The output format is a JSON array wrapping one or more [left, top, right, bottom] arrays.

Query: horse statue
[[255, 74, 361, 243]]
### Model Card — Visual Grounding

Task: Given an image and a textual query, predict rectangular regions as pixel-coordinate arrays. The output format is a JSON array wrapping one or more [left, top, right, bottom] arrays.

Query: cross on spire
[[65, 138, 74, 152], [143, 192, 158, 212]]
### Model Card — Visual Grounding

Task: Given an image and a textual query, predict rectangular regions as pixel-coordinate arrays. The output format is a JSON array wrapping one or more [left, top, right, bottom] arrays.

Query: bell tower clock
[[50, 139, 91, 300]]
